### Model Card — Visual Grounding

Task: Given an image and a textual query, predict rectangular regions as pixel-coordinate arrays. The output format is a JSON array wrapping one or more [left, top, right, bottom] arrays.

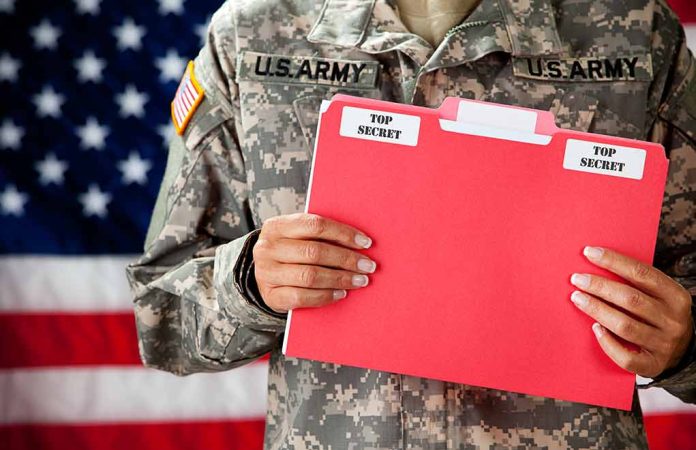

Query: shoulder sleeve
[[125, 2, 286, 376], [639, 2, 696, 400]]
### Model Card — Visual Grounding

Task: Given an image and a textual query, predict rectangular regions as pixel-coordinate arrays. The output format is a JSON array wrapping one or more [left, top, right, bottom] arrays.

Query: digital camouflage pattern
[[125, 0, 696, 448]]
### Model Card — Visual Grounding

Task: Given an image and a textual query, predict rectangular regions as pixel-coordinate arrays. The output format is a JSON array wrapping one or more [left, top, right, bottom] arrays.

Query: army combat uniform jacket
[[126, 0, 696, 448]]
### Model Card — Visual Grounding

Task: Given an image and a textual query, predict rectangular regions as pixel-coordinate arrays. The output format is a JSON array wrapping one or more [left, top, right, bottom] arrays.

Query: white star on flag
[[113, 18, 146, 51], [75, 50, 106, 83], [35, 153, 69, 185], [195, 19, 211, 47], [158, 0, 185, 15], [157, 123, 175, 147], [118, 151, 152, 185], [156, 49, 187, 83], [74, 0, 101, 15], [78, 184, 111, 218], [33, 86, 65, 118], [0, 0, 15, 14], [30, 19, 62, 50], [76, 117, 109, 150], [1, 184, 28, 217], [0, 119, 24, 150], [0, 53, 20, 82], [116, 84, 149, 118]]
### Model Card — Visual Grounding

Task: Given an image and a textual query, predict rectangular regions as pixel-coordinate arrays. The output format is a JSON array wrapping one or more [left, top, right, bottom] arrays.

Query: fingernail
[[592, 323, 604, 338], [357, 258, 377, 273], [333, 289, 347, 300], [352, 274, 369, 287], [584, 246, 604, 261], [570, 290, 589, 308], [355, 234, 372, 249], [570, 273, 590, 289]]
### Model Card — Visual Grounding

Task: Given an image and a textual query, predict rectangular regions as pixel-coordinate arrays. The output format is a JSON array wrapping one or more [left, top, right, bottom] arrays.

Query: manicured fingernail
[[357, 258, 377, 273], [355, 234, 372, 249], [570, 273, 590, 288], [333, 289, 347, 300], [584, 246, 604, 261], [570, 290, 589, 307], [592, 322, 604, 338], [352, 274, 369, 287]]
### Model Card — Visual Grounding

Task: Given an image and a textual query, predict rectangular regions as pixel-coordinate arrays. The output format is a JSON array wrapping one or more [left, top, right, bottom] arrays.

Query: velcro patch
[[237, 51, 380, 89], [513, 55, 653, 82], [171, 61, 205, 135]]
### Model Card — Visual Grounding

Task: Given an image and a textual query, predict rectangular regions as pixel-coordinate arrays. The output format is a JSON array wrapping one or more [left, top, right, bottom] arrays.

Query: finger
[[265, 286, 348, 312], [268, 238, 377, 273], [569, 273, 663, 327], [569, 290, 658, 350], [582, 246, 683, 301], [258, 262, 369, 290], [265, 213, 372, 250], [591, 323, 656, 376]]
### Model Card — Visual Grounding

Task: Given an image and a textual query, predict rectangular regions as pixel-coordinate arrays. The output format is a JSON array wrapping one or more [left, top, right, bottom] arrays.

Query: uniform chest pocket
[[291, 86, 384, 155], [549, 89, 645, 139], [235, 51, 383, 157], [234, 53, 383, 223], [512, 54, 653, 139]]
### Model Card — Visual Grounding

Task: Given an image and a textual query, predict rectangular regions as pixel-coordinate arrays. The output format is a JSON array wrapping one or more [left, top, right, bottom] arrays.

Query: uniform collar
[[497, 0, 563, 57], [307, 0, 563, 66]]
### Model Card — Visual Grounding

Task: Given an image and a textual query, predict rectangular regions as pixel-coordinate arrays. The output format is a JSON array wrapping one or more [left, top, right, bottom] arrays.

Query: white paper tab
[[456, 101, 538, 133], [563, 139, 646, 180], [339, 106, 420, 146]]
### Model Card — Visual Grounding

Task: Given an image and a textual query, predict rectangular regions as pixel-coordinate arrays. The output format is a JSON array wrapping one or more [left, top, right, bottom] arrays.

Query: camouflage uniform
[[126, 0, 696, 448]]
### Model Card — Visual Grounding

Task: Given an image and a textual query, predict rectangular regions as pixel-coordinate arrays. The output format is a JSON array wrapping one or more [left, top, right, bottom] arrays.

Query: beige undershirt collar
[[395, 0, 483, 47]]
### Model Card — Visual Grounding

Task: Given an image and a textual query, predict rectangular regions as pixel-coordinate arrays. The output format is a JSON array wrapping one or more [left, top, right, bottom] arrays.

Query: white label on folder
[[563, 139, 646, 180], [340, 106, 420, 146]]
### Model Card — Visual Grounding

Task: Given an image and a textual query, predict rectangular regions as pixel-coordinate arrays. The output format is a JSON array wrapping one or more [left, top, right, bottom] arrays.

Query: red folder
[[282, 94, 669, 410]]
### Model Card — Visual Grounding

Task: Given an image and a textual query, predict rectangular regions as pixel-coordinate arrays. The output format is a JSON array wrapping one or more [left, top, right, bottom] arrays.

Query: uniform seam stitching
[[398, 373, 406, 449], [163, 124, 244, 233]]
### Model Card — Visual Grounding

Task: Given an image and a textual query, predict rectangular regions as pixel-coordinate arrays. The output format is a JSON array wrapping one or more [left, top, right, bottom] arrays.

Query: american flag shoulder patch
[[171, 61, 205, 135]]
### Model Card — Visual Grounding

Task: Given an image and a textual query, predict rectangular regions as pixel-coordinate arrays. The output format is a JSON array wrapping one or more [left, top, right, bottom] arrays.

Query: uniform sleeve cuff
[[239, 231, 288, 319], [638, 301, 696, 389], [214, 229, 287, 331]]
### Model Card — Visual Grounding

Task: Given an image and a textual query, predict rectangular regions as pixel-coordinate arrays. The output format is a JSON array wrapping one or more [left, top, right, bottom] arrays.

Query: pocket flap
[[292, 95, 325, 152], [549, 91, 599, 132]]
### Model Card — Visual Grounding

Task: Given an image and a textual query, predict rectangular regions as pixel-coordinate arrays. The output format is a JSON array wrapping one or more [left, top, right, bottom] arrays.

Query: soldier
[[126, 0, 696, 448]]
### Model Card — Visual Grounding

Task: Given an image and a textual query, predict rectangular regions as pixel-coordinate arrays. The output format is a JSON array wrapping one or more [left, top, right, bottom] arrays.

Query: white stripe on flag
[[0, 364, 269, 424], [0, 256, 136, 312], [638, 387, 696, 414], [637, 376, 696, 414], [686, 25, 696, 51], [3, 256, 696, 419], [184, 83, 197, 106], [175, 99, 186, 125]]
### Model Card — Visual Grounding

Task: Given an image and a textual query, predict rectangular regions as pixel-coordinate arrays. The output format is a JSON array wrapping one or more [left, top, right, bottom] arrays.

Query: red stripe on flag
[[644, 413, 696, 450], [0, 420, 265, 450], [0, 313, 270, 368], [183, 84, 196, 107], [2, 417, 693, 450], [668, 0, 696, 22], [0, 313, 140, 368]]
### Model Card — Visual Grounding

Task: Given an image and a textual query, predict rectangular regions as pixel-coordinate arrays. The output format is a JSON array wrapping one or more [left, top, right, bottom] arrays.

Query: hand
[[252, 213, 376, 314], [570, 246, 694, 378]]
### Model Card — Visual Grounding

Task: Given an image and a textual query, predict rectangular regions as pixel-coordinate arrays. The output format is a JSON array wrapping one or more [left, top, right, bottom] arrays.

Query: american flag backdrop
[[0, 1, 694, 449]]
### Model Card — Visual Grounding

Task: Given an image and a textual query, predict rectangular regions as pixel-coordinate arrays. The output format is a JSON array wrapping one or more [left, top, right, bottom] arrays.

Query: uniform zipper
[[407, 20, 489, 104], [443, 20, 488, 39]]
